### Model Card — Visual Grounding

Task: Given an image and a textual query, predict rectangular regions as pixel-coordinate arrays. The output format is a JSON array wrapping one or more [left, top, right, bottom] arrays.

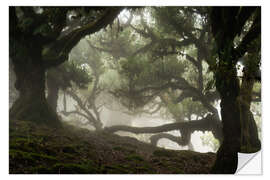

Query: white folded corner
[[236, 151, 262, 174]]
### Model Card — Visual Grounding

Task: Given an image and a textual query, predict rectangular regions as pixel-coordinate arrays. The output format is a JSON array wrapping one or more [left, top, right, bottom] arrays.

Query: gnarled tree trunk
[[209, 7, 260, 173], [211, 64, 241, 174], [9, 44, 61, 128]]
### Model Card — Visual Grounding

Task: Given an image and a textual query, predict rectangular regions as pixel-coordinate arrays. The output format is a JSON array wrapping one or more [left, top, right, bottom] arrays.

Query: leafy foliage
[[200, 132, 220, 152]]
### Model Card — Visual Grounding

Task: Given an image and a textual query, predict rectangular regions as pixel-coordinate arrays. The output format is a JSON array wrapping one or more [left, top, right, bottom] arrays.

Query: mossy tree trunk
[[209, 7, 260, 173], [211, 58, 261, 173], [211, 67, 241, 173], [239, 68, 261, 153], [9, 42, 61, 128]]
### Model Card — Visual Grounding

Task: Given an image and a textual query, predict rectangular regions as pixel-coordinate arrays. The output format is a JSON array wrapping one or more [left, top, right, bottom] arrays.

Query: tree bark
[[209, 7, 260, 174], [211, 63, 241, 174], [239, 69, 261, 153], [9, 44, 61, 128], [149, 129, 192, 148], [105, 114, 222, 142], [46, 74, 60, 112]]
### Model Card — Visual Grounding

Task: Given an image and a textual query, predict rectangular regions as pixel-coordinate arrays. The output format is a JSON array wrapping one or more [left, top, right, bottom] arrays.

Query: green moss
[[134, 163, 155, 173], [121, 142, 137, 149], [9, 118, 216, 174], [62, 146, 77, 154], [10, 136, 42, 153], [51, 163, 96, 174], [31, 163, 97, 174], [31, 165, 54, 174], [125, 154, 144, 162], [113, 146, 135, 154], [113, 146, 124, 151], [9, 149, 36, 164], [59, 152, 77, 160], [10, 138, 26, 149], [9, 149, 58, 165], [192, 155, 201, 163], [171, 168, 185, 174], [10, 137, 29, 143], [102, 164, 131, 174], [135, 166, 148, 171], [153, 149, 174, 157], [175, 150, 198, 159], [32, 153, 57, 162]]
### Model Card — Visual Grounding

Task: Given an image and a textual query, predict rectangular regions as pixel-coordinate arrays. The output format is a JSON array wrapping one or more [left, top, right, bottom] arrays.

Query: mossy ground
[[9, 119, 216, 174]]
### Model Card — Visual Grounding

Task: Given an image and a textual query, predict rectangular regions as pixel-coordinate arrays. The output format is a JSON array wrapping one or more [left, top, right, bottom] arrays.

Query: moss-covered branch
[[105, 114, 222, 141]]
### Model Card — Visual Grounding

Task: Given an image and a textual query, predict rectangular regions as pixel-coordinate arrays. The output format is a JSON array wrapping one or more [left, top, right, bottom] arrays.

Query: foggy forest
[[9, 6, 261, 174]]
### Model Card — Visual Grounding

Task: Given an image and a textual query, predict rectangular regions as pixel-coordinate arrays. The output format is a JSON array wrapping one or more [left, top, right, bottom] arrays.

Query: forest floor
[[9, 119, 216, 174]]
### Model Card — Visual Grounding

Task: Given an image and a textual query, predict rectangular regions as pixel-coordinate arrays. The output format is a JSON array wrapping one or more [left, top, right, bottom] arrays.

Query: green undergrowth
[[9, 119, 216, 174]]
